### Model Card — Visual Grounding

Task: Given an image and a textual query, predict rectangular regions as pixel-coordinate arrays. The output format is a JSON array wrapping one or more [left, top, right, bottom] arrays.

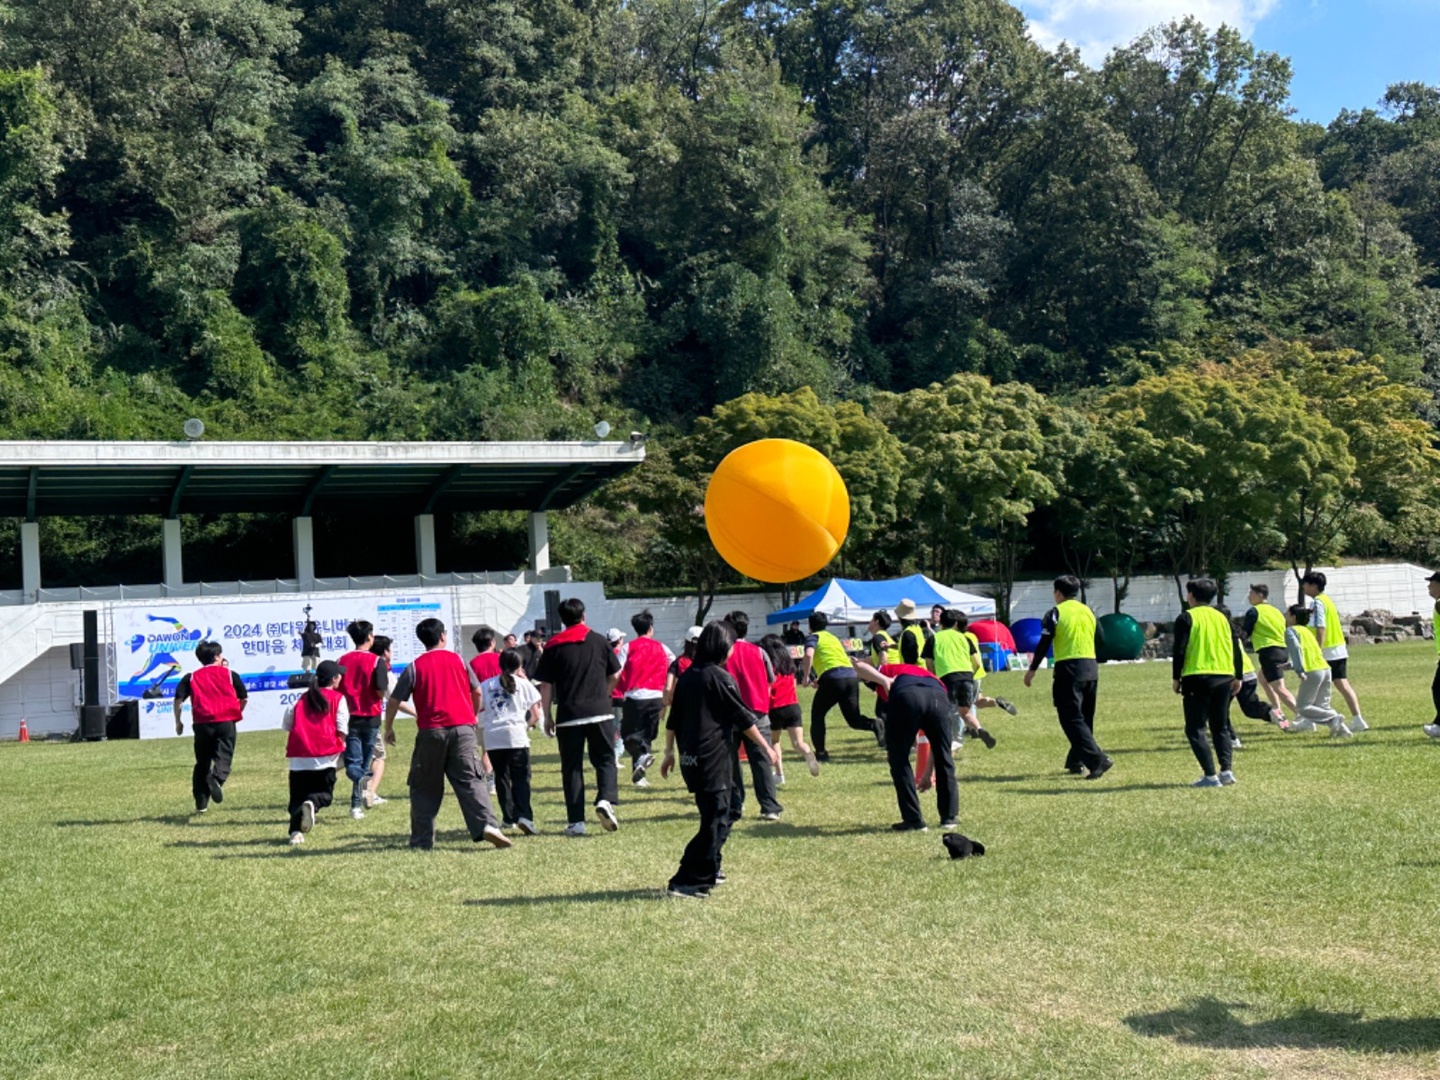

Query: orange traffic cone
[[738, 741, 748, 762], [18, 718, 30, 743], [914, 731, 929, 778]]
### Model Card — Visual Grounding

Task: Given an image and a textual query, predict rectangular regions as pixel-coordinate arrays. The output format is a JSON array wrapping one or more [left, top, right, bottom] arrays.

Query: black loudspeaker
[[287, 673, 316, 690], [80, 704, 108, 741], [82, 610, 101, 708], [69, 643, 85, 670], [543, 590, 562, 638], [106, 701, 139, 740]]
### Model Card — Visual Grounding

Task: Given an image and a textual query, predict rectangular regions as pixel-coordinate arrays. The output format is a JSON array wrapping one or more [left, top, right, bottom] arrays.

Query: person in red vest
[[469, 625, 502, 683], [339, 620, 391, 820], [722, 611, 784, 822], [617, 611, 674, 788], [383, 618, 512, 851], [283, 660, 348, 845], [854, 658, 958, 832], [759, 633, 820, 783], [172, 639, 247, 813]]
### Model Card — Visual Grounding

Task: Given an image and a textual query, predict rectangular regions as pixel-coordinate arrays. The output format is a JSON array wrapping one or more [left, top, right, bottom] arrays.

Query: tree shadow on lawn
[[1126, 997, 1440, 1053], [1005, 782, 1179, 796], [464, 888, 660, 907], [56, 810, 286, 828]]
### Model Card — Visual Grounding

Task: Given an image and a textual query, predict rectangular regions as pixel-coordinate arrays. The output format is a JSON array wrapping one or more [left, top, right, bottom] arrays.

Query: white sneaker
[[350, 807, 365, 820], [1218, 770, 1237, 786], [1230, 736, 1243, 750], [482, 825, 513, 849], [517, 818, 537, 836], [369, 793, 387, 804], [1425, 724, 1440, 739], [362, 788, 377, 809], [775, 772, 786, 786], [1330, 718, 1353, 737], [289, 831, 305, 845], [804, 749, 820, 777], [1289, 718, 1316, 732], [564, 821, 587, 837], [299, 800, 315, 833], [486, 776, 497, 796], [633, 776, 651, 789], [1191, 776, 1223, 788], [760, 811, 781, 822], [596, 800, 619, 832], [1349, 716, 1369, 732]]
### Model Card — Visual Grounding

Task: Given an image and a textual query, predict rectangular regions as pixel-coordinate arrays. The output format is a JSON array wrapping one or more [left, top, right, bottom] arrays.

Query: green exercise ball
[[1097, 613, 1145, 662]]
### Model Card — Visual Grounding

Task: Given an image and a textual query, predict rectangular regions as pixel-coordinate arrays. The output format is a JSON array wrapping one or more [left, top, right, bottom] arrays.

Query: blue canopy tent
[[766, 574, 996, 626]]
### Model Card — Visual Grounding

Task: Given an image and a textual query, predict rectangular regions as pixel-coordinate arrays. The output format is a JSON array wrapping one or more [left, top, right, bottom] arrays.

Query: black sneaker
[[874, 717, 887, 749], [667, 884, 710, 899], [891, 821, 928, 832], [208, 776, 224, 804], [815, 750, 831, 763], [1066, 762, 1084, 775], [974, 727, 997, 749], [1086, 758, 1114, 781], [995, 696, 1018, 715]]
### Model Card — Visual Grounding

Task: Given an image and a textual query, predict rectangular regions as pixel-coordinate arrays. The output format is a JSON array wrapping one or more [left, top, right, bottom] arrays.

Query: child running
[[660, 621, 781, 899], [477, 649, 540, 835], [283, 660, 348, 844], [758, 633, 820, 783], [172, 639, 248, 812], [1285, 604, 1352, 737]]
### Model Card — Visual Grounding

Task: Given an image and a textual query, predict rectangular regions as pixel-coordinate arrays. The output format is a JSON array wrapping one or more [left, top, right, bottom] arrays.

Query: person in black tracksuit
[[1173, 578, 1245, 786], [661, 621, 779, 899]]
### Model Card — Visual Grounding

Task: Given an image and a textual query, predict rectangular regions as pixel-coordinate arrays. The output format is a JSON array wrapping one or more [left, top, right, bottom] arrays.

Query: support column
[[528, 511, 550, 574], [292, 516, 316, 588], [162, 518, 183, 591], [20, 521, 40, 602], [414, 514, 437, 577]]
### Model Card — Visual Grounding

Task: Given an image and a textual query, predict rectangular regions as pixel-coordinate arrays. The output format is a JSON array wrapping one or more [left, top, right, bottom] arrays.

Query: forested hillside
[[1, 1, 1437, 600]]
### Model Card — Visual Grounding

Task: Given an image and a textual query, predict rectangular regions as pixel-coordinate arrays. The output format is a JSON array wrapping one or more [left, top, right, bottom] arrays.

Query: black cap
[[315, 659, 346, 683], [943, 833, 986, 859], [1425, 572, 1440, 583]]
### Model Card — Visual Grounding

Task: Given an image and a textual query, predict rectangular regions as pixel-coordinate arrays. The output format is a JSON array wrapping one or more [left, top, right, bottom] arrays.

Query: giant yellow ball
[[704, 439, 850, 583]]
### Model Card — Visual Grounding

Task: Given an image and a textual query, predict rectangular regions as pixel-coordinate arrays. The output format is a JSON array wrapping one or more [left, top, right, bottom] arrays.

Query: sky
[[1014, 1, 1440, 123]]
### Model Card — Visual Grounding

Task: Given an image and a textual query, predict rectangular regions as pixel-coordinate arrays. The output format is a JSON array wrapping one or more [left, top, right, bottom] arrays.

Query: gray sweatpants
[[1295, 669, 1344, 726], [408, 724, 499, 848]]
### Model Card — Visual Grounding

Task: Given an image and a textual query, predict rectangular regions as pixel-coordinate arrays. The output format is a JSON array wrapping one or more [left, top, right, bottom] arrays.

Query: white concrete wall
[[956, 563, 1440, 624]]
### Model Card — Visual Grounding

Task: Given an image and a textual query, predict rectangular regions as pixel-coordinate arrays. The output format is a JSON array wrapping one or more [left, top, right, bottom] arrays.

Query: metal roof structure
[[0, 441, 646, 518]]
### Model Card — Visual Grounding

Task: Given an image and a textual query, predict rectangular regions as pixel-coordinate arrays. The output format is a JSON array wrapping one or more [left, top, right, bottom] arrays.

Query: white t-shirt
[[477, 675, 540, 750], [1307, 597, 1349, 660]]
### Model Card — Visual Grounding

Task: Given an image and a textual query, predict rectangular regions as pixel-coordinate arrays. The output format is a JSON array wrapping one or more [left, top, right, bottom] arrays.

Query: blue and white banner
[[112, 593, 457, 739]]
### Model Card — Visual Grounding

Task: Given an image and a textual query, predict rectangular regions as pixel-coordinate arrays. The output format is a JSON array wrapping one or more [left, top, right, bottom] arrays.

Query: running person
[[924, 610, 995, 750], [800, 612, 883, 760], [173, 639, 247, 811], [723, 612, 782, 821], [1023, 576, 1112, 780], [1173, 579, 1243, 787], [364, 635, 411, 804], [617, 611, 673, 788], [1302, 572, 1368, 732], [758, 633, 820, 783], [338, 620, 390, 819], [865, 610, 895, 728], [282, 660, 347, 844], [855, 659, 958, 832], [1285, 604, 1351, 737], [1241, 584, 1297, 721]]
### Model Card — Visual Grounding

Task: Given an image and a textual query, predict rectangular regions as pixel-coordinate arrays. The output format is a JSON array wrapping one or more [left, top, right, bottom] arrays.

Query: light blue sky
[[1015, 1, 1440, 124]]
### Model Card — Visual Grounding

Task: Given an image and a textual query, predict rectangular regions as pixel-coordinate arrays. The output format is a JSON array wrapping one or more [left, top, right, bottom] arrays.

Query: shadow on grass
[[464, 888, 659, 907], [56, 810, 286, 827], [1125, 997, 1440, 1053], [1006, 782, 1179, 795], [745, 822, 904, 838]]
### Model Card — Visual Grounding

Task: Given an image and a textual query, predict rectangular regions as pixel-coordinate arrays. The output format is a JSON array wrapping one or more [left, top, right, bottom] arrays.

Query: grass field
[[4, 643, 1440, 1079]]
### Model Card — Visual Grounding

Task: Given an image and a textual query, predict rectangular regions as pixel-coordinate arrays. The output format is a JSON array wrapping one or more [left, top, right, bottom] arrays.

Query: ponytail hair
[[498, 648, 522, 696], [302, 682, 328, 719]]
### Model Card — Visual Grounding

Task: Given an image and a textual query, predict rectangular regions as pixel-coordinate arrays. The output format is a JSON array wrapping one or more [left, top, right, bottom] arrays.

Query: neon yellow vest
[[1052, 600, 1096, 662], [1249, 604, 1286, 651], [869, 631, 894, 667], [1316, 593, 1344, 650], [931, 629, 971, 678], [964, 630, 985, 679], [900, 623, 927, 665], [1181, 606, 1234, 677], [811, 631, 852, 677], [1297, 624, 1326, 672], [1240, 646, 1255, 677]]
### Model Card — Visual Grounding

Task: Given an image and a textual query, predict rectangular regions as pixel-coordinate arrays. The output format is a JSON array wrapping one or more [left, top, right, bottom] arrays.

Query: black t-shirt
[[534, 629, 620, 723], [667, 662, 757, 792], [519, 642, 542, 680], [301, 630, 323, 657], [175, 669, 248, 702]]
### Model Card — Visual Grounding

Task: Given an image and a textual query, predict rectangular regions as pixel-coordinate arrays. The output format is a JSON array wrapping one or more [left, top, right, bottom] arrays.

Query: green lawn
[[4, 644, 1440, 1079]]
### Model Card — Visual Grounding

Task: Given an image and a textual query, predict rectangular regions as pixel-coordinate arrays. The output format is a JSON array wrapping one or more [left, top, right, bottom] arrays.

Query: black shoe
[[995, 696, 1018, 716], [974, 727, 996, 749], [1066, 762, 1084, 775], [874, 718, 887, 749], [208, 776, 224, 804], [815, 750, 831, 763], [1086, 758, 1113, 781], [891, 821, 928, 832]]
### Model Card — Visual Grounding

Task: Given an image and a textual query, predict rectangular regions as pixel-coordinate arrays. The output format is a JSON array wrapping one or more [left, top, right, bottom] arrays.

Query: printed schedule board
[[112, 593, 457, 739]]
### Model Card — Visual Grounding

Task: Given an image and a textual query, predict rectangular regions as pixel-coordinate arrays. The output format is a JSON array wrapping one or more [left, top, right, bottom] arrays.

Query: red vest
[[726, 639, 771, 713], [875, 663, 940, 703], [470, 651, 501, 684], [339, 649, 383, 717], [190, 664, 243, 724], [286, 688, 345, 758], [410, 649, 476, 729], [618, 636, 668, 695], [769, 672, 798, 710]]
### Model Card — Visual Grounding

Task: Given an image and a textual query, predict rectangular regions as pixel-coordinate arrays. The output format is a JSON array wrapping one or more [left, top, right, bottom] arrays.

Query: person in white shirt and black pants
[[477, 649, 541, 834]]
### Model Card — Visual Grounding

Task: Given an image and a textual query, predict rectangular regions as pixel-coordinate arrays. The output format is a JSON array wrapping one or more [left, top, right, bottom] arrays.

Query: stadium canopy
[[1, 440, 645, 601], [766, 574, 995, 626]]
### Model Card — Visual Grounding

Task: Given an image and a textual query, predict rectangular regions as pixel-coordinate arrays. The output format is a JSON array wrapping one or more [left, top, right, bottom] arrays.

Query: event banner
[[113, 593, 457, 739]]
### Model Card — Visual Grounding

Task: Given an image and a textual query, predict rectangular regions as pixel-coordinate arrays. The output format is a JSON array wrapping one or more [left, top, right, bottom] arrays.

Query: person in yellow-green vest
[[1301, 571, 1368, 733], [1241, 584, 1298, 723], [1423, 572, 1440, 739], [801, 612, 884, 761], [865, 610, 896, 729], [1172, 578, 1244, 788], [1023, 576, 1112, 780]]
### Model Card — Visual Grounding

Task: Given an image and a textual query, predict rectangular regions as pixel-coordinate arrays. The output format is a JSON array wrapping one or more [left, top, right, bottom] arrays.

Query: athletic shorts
[[372, 737, 387, 761], [941, 672, 978, 709], [769, 704, 803, 730], [1257, 646, 1289, 684], [1327, 657, 1348, 681]]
